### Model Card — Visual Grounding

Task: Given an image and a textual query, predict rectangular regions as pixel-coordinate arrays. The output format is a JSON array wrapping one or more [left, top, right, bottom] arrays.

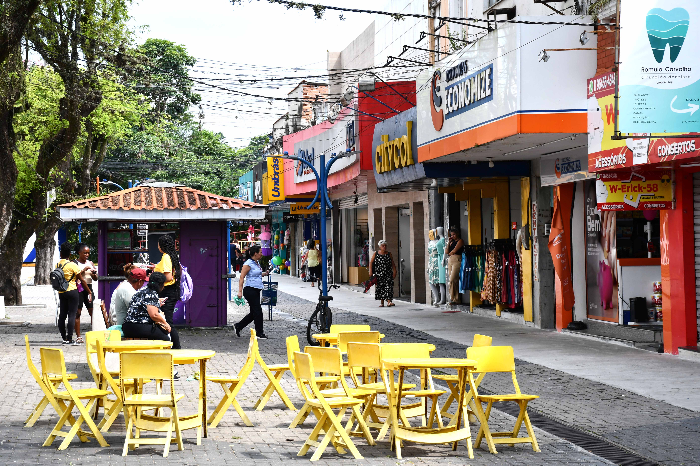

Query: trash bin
[[629, 297, 648, 323]]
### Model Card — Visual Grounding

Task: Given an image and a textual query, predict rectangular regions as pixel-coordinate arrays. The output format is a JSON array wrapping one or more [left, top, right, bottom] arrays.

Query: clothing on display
[[480, 239, 522, 308], [427, 239, 440, 285], [436, 236, 446, 284], [459, 245, 485, 293]]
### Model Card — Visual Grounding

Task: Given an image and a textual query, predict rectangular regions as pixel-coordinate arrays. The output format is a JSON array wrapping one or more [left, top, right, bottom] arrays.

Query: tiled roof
[[58, 182, 264, 211]]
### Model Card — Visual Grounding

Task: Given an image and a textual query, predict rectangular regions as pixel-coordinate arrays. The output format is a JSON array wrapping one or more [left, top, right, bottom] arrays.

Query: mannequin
[[427, 230, 441, 306], [435, 227, 447, 305]]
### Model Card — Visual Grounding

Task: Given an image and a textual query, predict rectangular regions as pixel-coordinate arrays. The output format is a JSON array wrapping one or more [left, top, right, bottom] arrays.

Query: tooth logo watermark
[[646, 7, 689, 63]]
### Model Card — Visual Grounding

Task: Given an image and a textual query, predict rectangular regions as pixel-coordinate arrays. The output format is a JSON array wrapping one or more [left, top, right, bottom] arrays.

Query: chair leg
[[231, 399, 253, 427], [299, 412, 327, 456], [254, 369, 286, 410], [163, 413, 173, 458], [75, 398, 109, 448], [25, 397, 50, 427], [290, 402, 312, 428], [351, 405, 375, 446], [475, 400, 497, 454], [43, 401, 75, 447], [172, 402, 185, 451], [328, 409, 363, 460], [521, 406, 540, 452], [208, 383, 236, 428], [98, 400, 122, 432], [123, 407, 134, 456], [260, 366, 296, 411]]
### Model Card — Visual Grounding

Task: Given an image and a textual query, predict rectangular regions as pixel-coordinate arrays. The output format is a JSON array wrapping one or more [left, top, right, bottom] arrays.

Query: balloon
[[272, 255, 283, 266], [279, 264, 286, 271], [285, 260, 290, 267]]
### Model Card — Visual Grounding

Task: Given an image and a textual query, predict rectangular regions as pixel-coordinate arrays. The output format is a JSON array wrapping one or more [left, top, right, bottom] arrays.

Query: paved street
[[1, 280, 698, 465]]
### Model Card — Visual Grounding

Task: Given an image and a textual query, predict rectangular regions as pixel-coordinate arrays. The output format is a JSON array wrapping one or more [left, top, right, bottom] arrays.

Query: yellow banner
[[266, 156, 285, 203], [290, 202, 320, 215], [596, 169, 673, 211]]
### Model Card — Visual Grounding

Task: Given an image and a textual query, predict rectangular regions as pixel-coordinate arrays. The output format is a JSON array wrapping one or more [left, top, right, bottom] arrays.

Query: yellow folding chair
[[85, 330, 121, 418], [24, 335, 78, 428], [39, 348, 110, 450], [287, 335, 339, 429], [466, 346, 540, 454], [346, 342, 417, 438], [294, 350, 374, 461], [379, 343, 446, 436], [253, 336, 294, 411], [434, 334, 492, 421], [120, 351, 184, 457], [206, 330, 256, 428]]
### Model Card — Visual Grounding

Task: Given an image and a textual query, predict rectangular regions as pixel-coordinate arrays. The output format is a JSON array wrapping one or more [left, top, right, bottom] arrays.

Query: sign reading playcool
[[595, 169, 673, 211], [293, 107, 358, 184], [619, 0, 700, 133]]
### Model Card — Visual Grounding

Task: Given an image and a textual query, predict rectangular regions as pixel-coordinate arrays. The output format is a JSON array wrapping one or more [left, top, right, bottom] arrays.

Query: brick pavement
[[0, 290, 615, 465]]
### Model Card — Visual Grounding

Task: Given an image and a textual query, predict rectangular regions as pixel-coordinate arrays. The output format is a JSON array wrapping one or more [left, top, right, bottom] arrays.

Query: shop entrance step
[[678, 346, 700, 363], [563, 319, 664, 353]]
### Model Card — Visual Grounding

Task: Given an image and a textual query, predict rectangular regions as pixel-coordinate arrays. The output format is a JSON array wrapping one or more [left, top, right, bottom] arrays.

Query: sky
[[130, 0, 380, 148]]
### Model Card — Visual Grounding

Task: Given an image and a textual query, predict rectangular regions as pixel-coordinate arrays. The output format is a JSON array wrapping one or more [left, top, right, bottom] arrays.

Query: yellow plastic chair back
[[347, 342, 381, 371], [329, 324, 370, 334], [466, 346, 515, 373], [25, 335, 44, 386], [293, 351, 316, 402], [304, 346, 343, 376], [472, 334, 493, 348], [286, 335, 301, 379], [120, 351, 173, 382], [85, 330, 121, 384], [337, 331, 380, 353], [380, 342, 435, 360], [40, 347, 68, 385]]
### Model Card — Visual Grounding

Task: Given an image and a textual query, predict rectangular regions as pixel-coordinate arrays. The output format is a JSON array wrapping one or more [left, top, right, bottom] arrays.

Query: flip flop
[[75, 337, 84, 344], [387, 302, 396, 307], [379, 304, 384, 307]]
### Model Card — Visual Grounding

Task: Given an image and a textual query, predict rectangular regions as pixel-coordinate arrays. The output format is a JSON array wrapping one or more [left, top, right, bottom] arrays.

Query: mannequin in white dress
[[435, 226, 447, 305]]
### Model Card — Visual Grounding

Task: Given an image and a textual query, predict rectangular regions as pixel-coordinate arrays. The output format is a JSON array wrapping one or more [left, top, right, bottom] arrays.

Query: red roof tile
[[59, 183, 264, 211]]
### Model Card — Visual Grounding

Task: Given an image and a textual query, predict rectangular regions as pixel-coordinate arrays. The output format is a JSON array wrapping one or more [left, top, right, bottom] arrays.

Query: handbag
[[362, 276, 377, 293]]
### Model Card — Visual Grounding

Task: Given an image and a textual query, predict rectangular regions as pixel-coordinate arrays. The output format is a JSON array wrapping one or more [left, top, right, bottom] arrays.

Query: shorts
[[77, 283, 93, 316]]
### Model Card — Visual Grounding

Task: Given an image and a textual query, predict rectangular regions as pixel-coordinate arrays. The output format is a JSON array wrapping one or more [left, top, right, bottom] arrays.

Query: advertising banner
[[293, 107, 358, 184], [619, 0, 700, 133], [548, 193, 574, 312], [540, 153, 592, 186], [595, 169, 673, 210], [266, 156, 285, 203], [588, 71, 700, 172], [585, 180, 619, 321]]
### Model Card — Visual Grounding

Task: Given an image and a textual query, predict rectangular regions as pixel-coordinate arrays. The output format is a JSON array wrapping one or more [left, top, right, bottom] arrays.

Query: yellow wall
[[467, 189, 482, 312], [521, 178, 533, 322]]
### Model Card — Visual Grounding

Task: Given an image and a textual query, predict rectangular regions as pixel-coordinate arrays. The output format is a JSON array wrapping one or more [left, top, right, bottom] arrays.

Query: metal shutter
[[694, 173, 700, 331], [337, 194, 368, 209]]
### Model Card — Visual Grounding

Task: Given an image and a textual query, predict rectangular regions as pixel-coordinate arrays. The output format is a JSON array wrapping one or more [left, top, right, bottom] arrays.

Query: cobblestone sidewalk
[[0, 290, 617, 465]]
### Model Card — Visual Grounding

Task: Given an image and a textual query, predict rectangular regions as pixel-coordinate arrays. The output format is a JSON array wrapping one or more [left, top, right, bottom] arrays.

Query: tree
[[1, 0, 133, 305], [0, 0, 42, 246], [135, 38, 201, 123]]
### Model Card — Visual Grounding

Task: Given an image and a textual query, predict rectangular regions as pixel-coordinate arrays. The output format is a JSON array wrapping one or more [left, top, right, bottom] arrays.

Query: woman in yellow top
[[148, 235, 181, 347], [56, 242, 91, 345], [306, 239, 321, 288]]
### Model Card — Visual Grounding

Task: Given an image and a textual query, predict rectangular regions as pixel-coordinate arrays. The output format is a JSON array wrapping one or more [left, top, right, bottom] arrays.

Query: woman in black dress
[[369, 240, 397, 307]]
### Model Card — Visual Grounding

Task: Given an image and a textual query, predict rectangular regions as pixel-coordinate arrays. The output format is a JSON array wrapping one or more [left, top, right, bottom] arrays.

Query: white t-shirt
[[111, 281, 136, 326], [76, 258, 96, 284]]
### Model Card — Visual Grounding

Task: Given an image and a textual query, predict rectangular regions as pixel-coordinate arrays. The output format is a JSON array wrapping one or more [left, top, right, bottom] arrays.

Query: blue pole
[[227, 221, 232, 301], [78, 223, 82, 242], [319, 152, 328, 297]]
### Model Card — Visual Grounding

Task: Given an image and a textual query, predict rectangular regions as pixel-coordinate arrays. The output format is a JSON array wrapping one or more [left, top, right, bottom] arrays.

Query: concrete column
[[384, 207, 400, 298], [467, 189, 482, 312], [520, 178, 533, 322], [429, 186, 443, 230], [532, 175, 555, 329]]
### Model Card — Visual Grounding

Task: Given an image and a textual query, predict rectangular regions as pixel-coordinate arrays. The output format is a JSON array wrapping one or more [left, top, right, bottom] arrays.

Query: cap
[[130, 268, 148, 281]]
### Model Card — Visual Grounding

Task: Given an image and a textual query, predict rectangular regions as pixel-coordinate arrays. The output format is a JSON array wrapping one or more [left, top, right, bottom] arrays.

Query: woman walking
[[369, 240, 397, 307], [122, 272, 180, 349], [74, 243, 97, 343], [149, 235, 181, 327], [56, 242, 91, 345], [306, 239, 321, 287], [234, 245, 270, 339]]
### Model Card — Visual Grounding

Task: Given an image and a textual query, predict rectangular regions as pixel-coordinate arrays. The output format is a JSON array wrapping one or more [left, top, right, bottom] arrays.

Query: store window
[[615, 212, 660, 259]]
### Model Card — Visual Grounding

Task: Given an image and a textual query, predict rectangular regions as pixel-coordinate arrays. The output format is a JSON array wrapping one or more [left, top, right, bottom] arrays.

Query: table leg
[[201, 359, 208, 438]]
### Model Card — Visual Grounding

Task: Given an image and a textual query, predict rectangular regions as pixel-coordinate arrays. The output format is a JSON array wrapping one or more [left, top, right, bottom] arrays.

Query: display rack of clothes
[[459, 245, 485, 294], [480, 239, 522, 308]]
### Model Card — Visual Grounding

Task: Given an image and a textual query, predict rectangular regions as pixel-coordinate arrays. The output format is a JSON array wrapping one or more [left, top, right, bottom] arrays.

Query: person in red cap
[[110, 264, 147, 326]]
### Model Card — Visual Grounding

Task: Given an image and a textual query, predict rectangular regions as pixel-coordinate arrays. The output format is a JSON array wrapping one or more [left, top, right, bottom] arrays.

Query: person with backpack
[[148, 235, 181, 331], [234, 245, 270, 339], [53, 242, 91, 345]]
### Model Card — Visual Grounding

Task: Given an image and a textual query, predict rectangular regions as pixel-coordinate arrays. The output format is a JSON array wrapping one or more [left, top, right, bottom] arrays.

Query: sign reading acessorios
[[595, 169, 673, 210]]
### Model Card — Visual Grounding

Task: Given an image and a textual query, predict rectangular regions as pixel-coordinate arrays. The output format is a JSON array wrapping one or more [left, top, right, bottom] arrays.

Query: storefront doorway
[[398, 206, 411, 299]]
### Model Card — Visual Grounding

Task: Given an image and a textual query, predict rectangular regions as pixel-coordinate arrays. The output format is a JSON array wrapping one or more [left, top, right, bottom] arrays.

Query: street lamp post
[[268, 149, 352, 298]]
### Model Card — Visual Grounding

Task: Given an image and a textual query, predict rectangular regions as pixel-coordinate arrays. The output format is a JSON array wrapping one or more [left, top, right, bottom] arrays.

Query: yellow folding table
[[382, 357, 477, 460]]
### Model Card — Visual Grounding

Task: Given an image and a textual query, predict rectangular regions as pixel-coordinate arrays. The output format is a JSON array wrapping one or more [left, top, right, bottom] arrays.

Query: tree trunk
[[34, 214, 63, 285], [0, 216, 36, 305]]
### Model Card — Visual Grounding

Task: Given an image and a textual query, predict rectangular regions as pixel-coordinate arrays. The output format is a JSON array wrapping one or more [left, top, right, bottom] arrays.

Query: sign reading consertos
[[619, 0, 700, 133]]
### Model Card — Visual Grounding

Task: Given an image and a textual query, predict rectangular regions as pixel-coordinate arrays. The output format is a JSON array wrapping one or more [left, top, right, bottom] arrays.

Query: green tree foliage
[[135, 38, 201, 122]]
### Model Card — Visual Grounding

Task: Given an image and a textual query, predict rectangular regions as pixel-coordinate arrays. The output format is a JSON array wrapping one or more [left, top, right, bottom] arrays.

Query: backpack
[[179, 264, 193, 302], [50, 261, 73, 292]]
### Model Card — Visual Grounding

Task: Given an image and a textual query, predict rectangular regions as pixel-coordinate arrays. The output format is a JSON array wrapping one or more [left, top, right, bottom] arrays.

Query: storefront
[[282, 81, 415, 285], [587, 71, 700, 353], [58, 182, 266, 327], [415, 15, 595, 326]]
